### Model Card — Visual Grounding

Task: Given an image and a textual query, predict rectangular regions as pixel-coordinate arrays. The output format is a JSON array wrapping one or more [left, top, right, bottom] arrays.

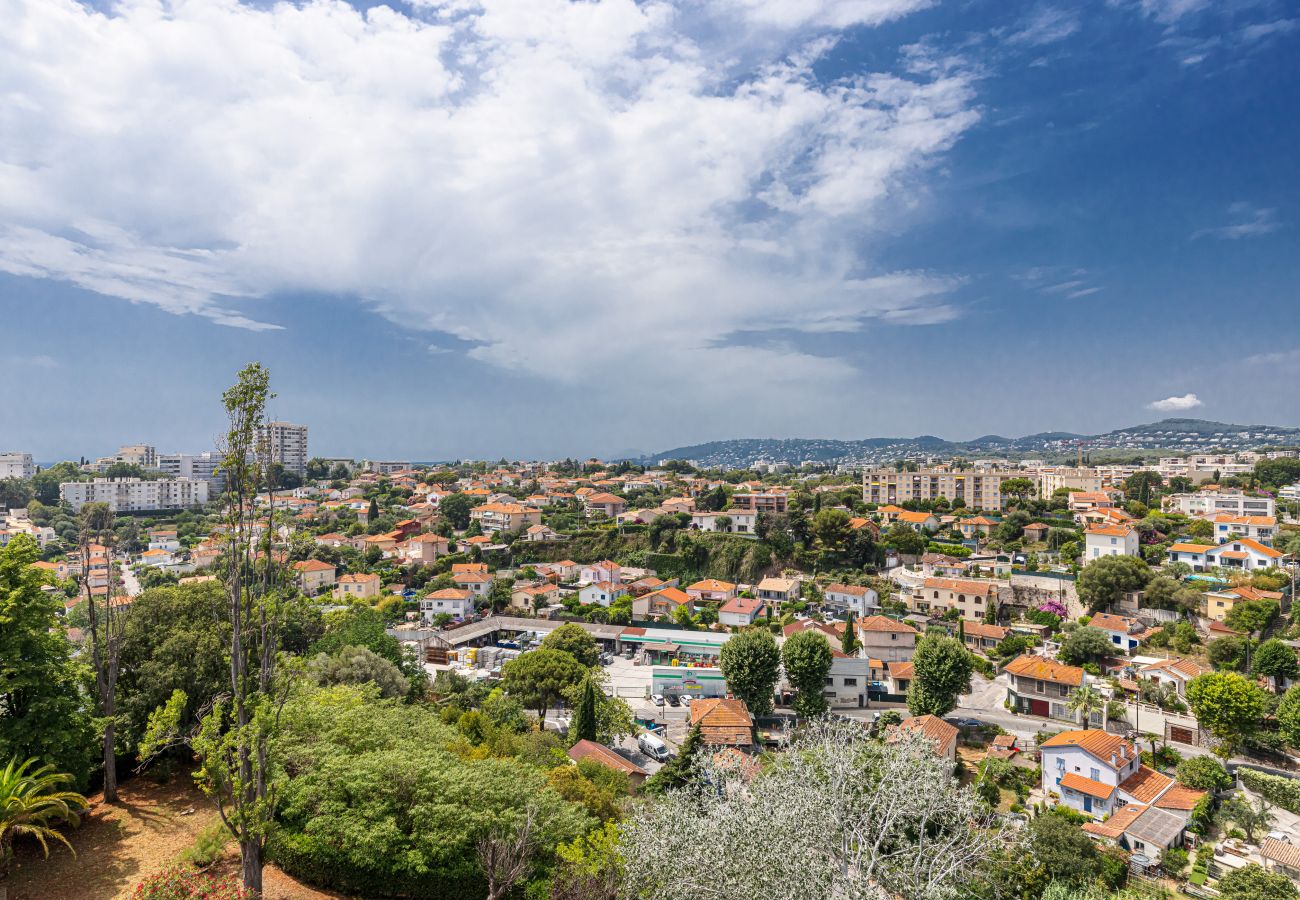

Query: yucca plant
[[0, 757, 90, 881]]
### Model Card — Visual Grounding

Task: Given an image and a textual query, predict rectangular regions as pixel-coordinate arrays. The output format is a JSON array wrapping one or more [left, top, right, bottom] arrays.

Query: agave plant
[[0, 757, 90, 880]]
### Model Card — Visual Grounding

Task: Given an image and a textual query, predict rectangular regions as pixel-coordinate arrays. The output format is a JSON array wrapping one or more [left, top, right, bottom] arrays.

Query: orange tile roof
[[1005, 654, 1085, 686], [1040, 729, 1137, 766], [858, 615, 917, 634], [687, 579, 736, 592], [1083, 804, 1146, 839], [1168, 542, 1212, 553], [1119, 765, 1173, 804], [1154, 784, 1206, 811], [690, 698, 754, 746], [897, 714, 958, 757], [293, 559, 335, 572], [898, 510, 935, 523], [1086, 524, 1133, 537], [887, 661, 914, 679], [923, 577, 996, 595], [425, 588, 473, 600], [568, 739, 648, 776], [1212, 537, 1283, 558], [1059, 771, 1117, 800]]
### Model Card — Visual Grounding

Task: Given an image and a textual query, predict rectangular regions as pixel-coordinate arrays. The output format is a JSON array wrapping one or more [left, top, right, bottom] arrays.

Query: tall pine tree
[[841, 611, 857, 655]]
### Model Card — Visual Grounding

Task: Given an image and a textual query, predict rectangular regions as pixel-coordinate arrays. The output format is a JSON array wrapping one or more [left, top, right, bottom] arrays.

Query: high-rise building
[[258, 422, 309, 477], [158, 452, 226, 490], [862, 466, 1027, 511], [60, 477, 209, 512], [0, 452, 35, 479]]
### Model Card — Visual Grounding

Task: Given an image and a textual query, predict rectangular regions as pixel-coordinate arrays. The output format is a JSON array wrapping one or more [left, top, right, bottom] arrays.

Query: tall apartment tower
[[258, 422, 309, 476], [0, 452, 35, 479]]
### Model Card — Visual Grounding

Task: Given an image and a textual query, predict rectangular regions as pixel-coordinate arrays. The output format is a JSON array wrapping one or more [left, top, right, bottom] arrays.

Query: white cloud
[[1, 354, 59, 370], [1148, 393, 1203, 412], [1113, 0, 1209, 25], [1006, 6, 1080, 46], [1192, 203, 1281, 240], [0, 0, 978, 411]]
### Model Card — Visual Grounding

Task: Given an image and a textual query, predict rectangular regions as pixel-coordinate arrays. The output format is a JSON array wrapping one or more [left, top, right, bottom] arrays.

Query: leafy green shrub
[[1162, 846, 1188, 875], [179, 820, 229, 869], [1239, 767, 1300, 814], [131, 868, 246, 899]]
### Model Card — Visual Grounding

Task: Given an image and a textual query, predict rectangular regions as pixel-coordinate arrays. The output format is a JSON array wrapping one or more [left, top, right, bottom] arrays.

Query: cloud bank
[[0, 0, 980, 411]]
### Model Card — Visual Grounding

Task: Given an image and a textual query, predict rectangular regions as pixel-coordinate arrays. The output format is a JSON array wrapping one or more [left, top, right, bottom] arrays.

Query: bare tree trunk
[[241, 839, 263, 896]]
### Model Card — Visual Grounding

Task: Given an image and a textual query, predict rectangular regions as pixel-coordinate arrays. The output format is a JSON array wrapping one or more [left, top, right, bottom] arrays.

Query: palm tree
[[0, 757, 90, 881], [1068, 684, 1104, 727]]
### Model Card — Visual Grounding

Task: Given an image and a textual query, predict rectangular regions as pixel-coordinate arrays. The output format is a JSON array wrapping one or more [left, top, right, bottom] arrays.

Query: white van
[[638, 733, 670, 762]]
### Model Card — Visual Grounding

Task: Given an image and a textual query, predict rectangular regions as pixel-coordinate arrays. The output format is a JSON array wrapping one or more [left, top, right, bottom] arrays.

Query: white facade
[[158, 452, 226, 489], [258, 421, 309, 476], [1165, 491, 1275, 518], [823, 584, 880, 616], [1041, 742, 1140, 818], [0, 452, 35, 480], [60, 477, 209, 512], [1085, 525, 1140, 560]]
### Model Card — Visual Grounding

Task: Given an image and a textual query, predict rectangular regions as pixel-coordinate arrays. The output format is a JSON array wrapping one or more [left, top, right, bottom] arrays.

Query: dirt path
[[5, 776, 340, 899]]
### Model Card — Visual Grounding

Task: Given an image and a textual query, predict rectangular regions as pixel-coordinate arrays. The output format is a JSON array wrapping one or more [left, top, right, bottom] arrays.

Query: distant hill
[[643, 418, 1300, 468]]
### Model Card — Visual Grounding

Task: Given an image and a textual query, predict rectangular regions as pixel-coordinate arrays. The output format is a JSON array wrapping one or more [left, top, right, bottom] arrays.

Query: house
[[567, 739, 649, 788], [886, 660, 914, 694], [1069, 491, 1117, 513], [957, 516, 999, 539], [138, 547, 178, 568], [511, 583, 560, 611], [877, 504, 907, 524], [334, 572, 381, 600], [857, 615, 918, 663], [1005, 655, 1087, 721], [1210, 514, 1277, 545], [1084, 524, 1139, 560], [895, 715, 959, 764], [1088, 612, 1154, 654], [421, 588, 475, 620], [913, 577, 997, 621], [1202, 584, 1284, 623], [754, 577, 799, 605], [362, 532, 400, 556], [686, 579, 737, 603], [690, 698, 755, 747], [632, 586, 695, 620], [1204, 538, 1286, 572], [920, 553, 969, 578], [1022, 522, 1049, 543], [896, 510, 939, 532], [961, 620, 1009, 653], [1136, 657, 1210, 696], [823, 583, 879, 616], [539, 560, 579, 583], [690, 510, 758, 534], [578, 581, 627, 607], [397, 532, 450, 564], [292, 558, 337, 595], [525, 524, 564, 542], [1082, 804, 1189, 856], [470, 502, 542, 534], [147, 529, 180, 552], [579, 561, 621, 586], [718, 595, 766, 627], [584, 492, 627, 519], [1260, 839, 1300, 881], [453, 571, 492, 597], [1039, 729, 1142, 817], [452, 562, 490, 575], [1166, 542, 1213, 571]]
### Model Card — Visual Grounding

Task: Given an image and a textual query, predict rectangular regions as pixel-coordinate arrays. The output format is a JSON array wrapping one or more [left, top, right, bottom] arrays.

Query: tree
[[0, 757, 90, 882], [1280, 684, 1300, 748], [1124, 471, 1164, 506], [192, 362, 286, 895], [1217, 864, 1299, 900], [1186, 672, 1269, 753], [0, 478, 34, 509], [1142, 576, 1201, 612], [1057, 627, 1114, 666], [1253, 639, 1299, 687], [307, 646, 409, 699], [569, 675, 599, 745], [621, 718, 1018, 899], [1066, 683, 1104, 727], [812, 509, 851, 555], [0, 536, 95, 788], [1222, 794, 1274, 843], [1208, 635, 1250, 671], [441, 493, 474, 530], [478, 804, 539, 900], [1175, 755, 1231, 791], [1076, 555, 1150, 611], [717, 629, 781, 717], [1028, 813, 1101, 885], [503, 649, 588, 723], [541, 624, 601, 668], [841, 612, 858, 655], [907, 635, 972, 718], [882, 523, 927, 557], [1188, 518, 1214, 540], [1001, 478, 1036, 504], [782, 629, 834, 717], [77, 501, 131, 802], [1226, 599, 1280, 635]]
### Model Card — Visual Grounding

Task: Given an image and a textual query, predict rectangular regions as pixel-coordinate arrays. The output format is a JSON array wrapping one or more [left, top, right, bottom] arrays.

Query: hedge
[[1238, 767, 1300, 815], [267, 829, 486, 900]]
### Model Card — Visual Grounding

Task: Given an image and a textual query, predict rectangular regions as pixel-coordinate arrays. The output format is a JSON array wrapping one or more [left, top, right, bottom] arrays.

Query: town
[[4, 370, 1300, 900]]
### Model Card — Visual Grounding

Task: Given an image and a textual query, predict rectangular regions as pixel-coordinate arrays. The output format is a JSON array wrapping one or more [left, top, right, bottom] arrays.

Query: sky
[[2, 0, 1299, 462]]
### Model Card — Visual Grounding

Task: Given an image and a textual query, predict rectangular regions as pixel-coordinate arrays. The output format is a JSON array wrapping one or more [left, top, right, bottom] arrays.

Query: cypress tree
[[841, 611, 857, 655], [570, 674, 599, 745]]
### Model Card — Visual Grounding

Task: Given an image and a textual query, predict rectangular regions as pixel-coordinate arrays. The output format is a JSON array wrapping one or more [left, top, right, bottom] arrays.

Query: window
[[1090, 767, 1100, 781], [1035, 680, 1045, 694], [825, 677, 835, 686], [843, 678, 858, 686], [890, 633, 898, 641]]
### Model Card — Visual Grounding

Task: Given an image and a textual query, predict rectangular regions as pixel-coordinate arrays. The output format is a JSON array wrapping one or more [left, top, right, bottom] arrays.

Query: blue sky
[[2, 0, 1297, 461]]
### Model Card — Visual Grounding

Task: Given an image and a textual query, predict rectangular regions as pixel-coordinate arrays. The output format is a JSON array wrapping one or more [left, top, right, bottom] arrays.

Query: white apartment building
[[1034, 467, 1106, 498], [0, 452, 35, 480], [862, 467, 1023, 511], [61, 477, 209, 512], [362, 460, 411, 475], [159, 452, 226, 489], [257, 422, 308, 476], [1164, 491, 1275, 518]]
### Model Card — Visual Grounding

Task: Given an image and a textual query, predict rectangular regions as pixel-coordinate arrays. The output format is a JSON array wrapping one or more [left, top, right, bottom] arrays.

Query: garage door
[[1169, 725, 1195, 745], [1029, 699, 1050, 718]]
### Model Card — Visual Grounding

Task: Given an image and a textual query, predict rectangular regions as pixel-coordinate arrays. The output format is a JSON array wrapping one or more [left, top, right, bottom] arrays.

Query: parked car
[[678, 694, 692, 707], [638, 733, 670, 762], [650, 693, 665, 707], [666, 694, 681, 707], [600, 653, 613, 665]]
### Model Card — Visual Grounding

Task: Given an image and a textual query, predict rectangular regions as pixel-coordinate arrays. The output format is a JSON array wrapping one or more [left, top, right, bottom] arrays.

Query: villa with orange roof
[[1202, 583, 1284, 622], [1204, 537, 1286, 572], [334, 572, 381, 600], [685, 578, 737, 603], [292, 558, 337, 595], [1084, 523, 1139, 560], [632, 586, 695, 620], [1004, 654, 1088, 721]]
